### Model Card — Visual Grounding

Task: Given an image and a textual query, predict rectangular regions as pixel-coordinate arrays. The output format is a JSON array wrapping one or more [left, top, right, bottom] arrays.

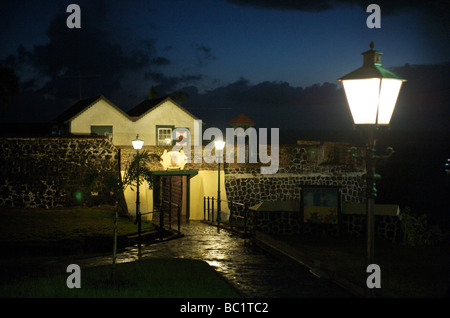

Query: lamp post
[[132, 134, 144, 256], [338, 42, 406, 298], [214, 140, 226, 229]]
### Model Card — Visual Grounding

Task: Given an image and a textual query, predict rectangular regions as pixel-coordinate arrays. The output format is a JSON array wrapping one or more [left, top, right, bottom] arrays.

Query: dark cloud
[[389, 63, 450, 131], [227, 0, 336, 12], [143, 71, 203, 95], [184, 78, 341, 109], [226, 0, 446, 15], [0, 0, 200, 118], [151, 57, 171, 66], [181, 78, 351, 130], [2, 2, 152, 102], [142, 44, 216, 95], [181, 62, 450, 131], [193, 45, 217, 67]]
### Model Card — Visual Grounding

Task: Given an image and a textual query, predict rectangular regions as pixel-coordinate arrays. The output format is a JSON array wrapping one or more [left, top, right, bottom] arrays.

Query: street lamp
[[132, 134, 144, 256], [214, 139, 225, 229], [338, 42, 406, 298]]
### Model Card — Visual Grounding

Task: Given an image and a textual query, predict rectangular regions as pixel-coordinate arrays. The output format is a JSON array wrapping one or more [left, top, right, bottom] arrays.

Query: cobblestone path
[[78, 221, 354, 298]]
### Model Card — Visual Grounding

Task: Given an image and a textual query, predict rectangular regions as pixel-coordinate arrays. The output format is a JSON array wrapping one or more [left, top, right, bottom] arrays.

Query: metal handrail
[[203, 196, 250, 235], [158, 200, 181, 235], [162, 200, 180, 207]]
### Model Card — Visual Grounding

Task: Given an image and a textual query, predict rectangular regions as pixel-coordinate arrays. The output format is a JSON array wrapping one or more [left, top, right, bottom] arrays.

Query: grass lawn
[[286, 236, 450, 298], [0, 206, 241, 298], [0, 258, 241, 298], [0, 205, 154, 242]]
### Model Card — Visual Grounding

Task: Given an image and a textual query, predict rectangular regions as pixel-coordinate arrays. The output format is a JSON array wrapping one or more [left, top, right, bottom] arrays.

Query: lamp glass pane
[[342, 78, 380, 124], [132, 139, 144, 149], [214, 140, 225, 150], [377, 78, 403, 124]]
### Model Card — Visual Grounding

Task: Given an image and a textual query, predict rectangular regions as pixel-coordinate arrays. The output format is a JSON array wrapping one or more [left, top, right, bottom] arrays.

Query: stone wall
[[0, 137, 119, 208], [118, 145, 225, 172], [252, 211, 400, 241], [225, 141, 367, 209], [341, 214, 400, 241], [0, 136, 401, 240], [222, 141, 402, 241]]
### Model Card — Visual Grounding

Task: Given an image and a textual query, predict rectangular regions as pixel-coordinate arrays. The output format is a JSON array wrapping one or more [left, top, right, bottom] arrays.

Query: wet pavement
[[76, 221, 354, 298]]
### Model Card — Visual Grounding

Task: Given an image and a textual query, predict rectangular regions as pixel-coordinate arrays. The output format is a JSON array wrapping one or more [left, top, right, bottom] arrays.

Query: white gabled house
[[53, 95, 200, 146], [53, 95, 227, 222]]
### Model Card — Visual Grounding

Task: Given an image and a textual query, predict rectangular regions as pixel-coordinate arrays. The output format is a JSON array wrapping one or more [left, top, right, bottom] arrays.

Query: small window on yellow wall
[[157, 127, 172, 145], [91, 126, 113, 141]]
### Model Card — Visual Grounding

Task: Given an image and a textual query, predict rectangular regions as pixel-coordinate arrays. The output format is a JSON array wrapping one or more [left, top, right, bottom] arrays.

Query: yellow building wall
[[134, 100, 198, 146], [70, 99, 199, 147], [122, 170, 228, 222], [70, 99, 131, 144], [189, 171, 229, 220], [122, 171, 154, 221]]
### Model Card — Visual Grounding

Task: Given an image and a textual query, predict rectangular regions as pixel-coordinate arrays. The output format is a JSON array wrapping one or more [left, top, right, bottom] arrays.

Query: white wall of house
[[69, 96, 218, 221], [69, 98, 199, 147], [123, 171, 229, 222], [69, 99, 131, 145], [134, 100, 198, 147], [189, 171, 229, 221]]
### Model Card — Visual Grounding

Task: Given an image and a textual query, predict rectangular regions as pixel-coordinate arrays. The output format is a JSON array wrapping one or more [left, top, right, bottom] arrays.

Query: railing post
[[211, 197, 215, 224], [244, 204, 248, 236], [207, 196, 210, 221], [160, 203, 164, 240], [177, 204, 181, 235], [229, 201, 234, 231], [203, 197, 206, 221], [169, 179, 172, 230]]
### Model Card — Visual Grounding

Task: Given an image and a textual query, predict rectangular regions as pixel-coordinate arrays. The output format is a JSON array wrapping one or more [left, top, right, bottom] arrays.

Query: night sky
[[0, 0, 449, 131]]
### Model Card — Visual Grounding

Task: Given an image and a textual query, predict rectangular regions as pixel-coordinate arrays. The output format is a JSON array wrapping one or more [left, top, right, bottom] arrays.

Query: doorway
[[153, 172, 196, 225], [161, 175, 187, 219]]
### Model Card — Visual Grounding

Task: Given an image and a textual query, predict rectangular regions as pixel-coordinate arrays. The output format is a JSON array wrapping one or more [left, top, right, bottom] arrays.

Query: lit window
[[158, 127, 172, 145], [91, 126, 113, 141]]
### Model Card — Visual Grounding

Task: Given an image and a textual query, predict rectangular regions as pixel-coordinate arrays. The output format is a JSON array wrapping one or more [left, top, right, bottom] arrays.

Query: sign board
[[160, 150, 188, 170], [301, 186, 340, 224], [174, 129, 189, 146]]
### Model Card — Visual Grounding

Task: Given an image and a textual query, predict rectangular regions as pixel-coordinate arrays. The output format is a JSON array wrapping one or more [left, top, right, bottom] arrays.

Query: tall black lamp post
[[132, 134, 144, 255], [214, 140, 225, 229], [338, 42, 406, 297]]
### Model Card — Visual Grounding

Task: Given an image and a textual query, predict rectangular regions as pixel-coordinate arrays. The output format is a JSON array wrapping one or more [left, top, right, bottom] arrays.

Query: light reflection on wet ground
[[76, 221, 353, 298]]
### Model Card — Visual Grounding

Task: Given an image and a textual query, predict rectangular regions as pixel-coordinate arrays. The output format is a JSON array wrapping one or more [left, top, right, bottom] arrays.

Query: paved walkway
[[76, 221, 354, 298]]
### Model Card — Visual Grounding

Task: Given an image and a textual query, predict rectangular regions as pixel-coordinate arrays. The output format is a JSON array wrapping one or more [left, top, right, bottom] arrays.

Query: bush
[[400, 207, 444, 246]]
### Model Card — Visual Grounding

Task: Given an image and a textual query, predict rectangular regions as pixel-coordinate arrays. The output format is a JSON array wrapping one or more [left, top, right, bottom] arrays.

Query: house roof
[[126, 97, 167, 117], [54, 95, 101, 123], [229, 113, 255, 126], [54, 95, 199, 124], [54, 95, 130, 123], [127, 96, 199, 121]]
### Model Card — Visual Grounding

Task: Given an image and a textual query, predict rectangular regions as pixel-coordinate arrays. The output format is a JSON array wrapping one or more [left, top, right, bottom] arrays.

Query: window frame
[[156, 125, 175, 146], [90, 125, 113, 141]]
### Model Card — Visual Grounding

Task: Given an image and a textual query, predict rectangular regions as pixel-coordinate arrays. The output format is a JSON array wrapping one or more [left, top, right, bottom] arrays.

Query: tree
[[122, 150, 159, 191], [109, 150, 158, 286], [0, 66, 20, 109], [148, 85, 158, 100]]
